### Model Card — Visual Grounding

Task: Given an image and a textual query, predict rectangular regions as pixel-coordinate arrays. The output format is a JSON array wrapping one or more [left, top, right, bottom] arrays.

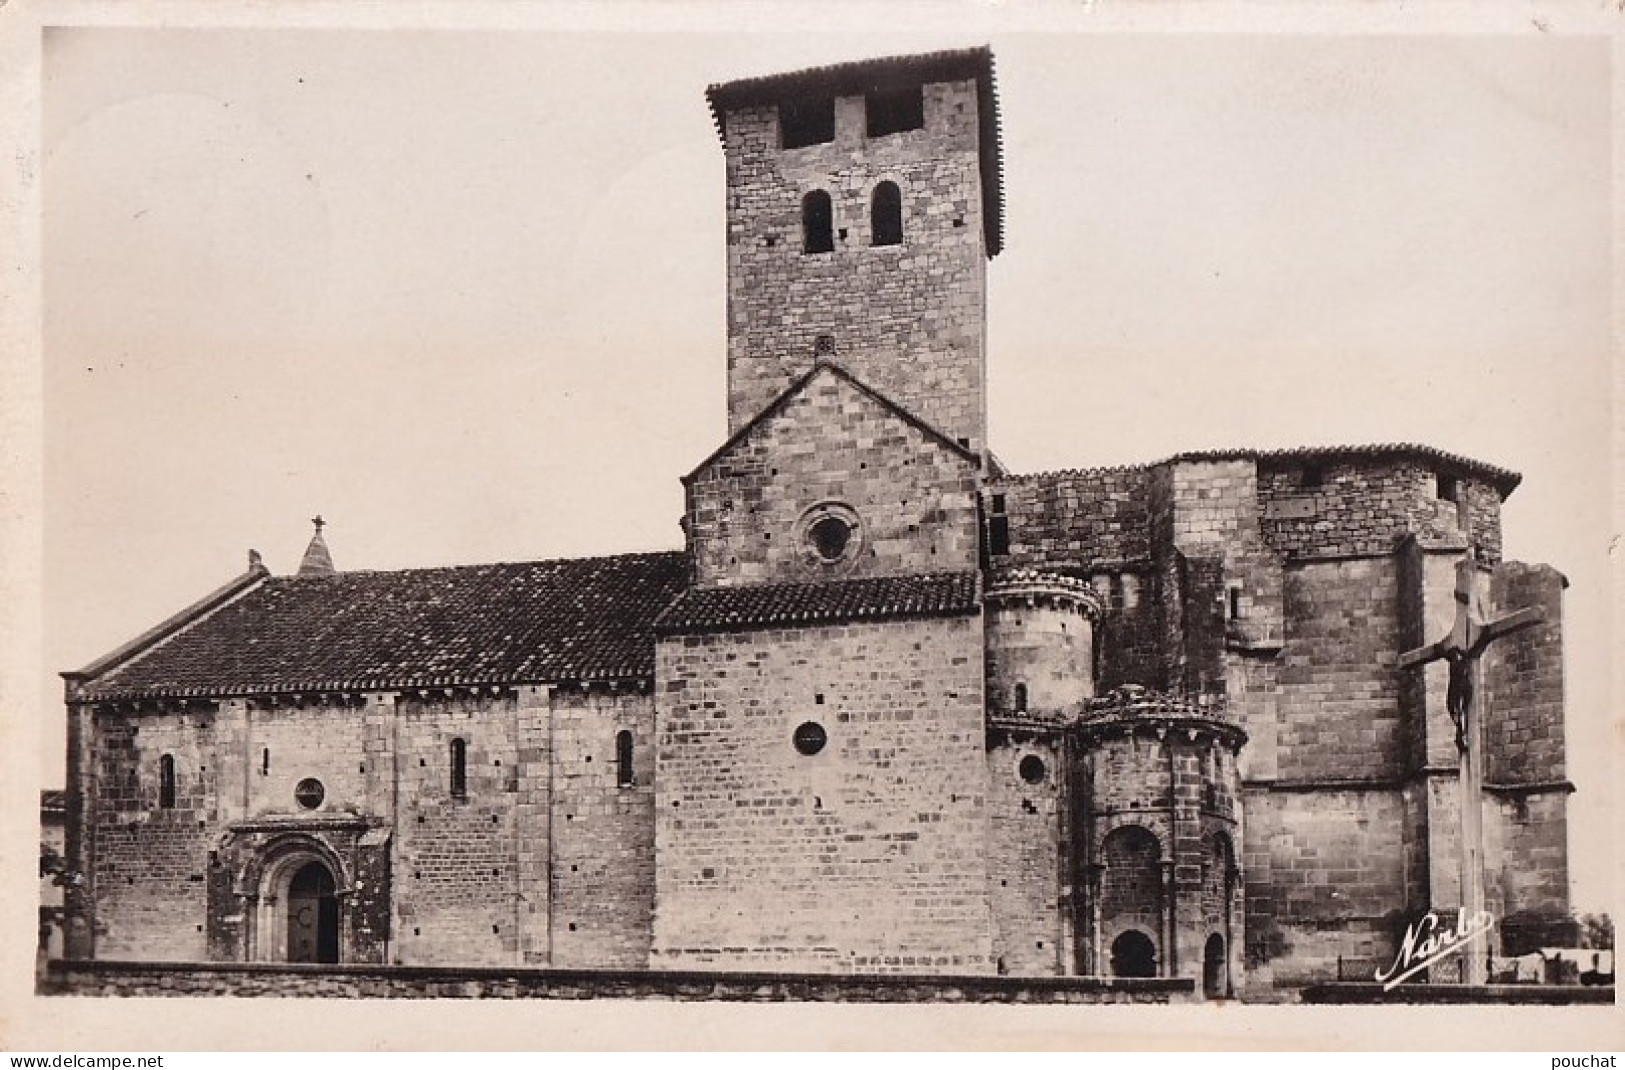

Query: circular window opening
[[797, 502, 863, 569], [1019, 755, 1047, 784], [294, 778, 325, 810], [808, 516, 852, 562], [793, 721, 828, 756]]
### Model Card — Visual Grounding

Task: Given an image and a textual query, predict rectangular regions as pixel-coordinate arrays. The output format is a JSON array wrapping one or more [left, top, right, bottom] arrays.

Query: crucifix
[[1398, 533, 1543, 986]]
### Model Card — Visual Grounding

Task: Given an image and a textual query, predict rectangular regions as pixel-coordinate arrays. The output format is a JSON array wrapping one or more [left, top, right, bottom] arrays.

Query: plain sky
[[34, 25, 1613, 912]]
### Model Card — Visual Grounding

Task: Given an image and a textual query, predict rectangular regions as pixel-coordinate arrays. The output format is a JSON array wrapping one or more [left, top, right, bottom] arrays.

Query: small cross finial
[[311, 515, 325, 533]]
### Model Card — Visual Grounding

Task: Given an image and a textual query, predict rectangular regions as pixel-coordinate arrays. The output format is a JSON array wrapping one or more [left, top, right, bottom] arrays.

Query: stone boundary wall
[[41, 960, 1194, 1003]]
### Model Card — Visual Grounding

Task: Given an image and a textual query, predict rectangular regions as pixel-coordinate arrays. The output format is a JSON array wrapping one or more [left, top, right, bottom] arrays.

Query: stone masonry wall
[[392, 692, 521, 967], [1257, 460, 1502, 563], [688, 366, 979, 587], [43, 959, 1197, 1002], [87, 707, 219, 960], [1277, 558, 1405, 782], [77, 681, 665, 971], [985, 600, 1095, 716], [987, 467, 1152, 573], [246, 699, 371, 820], [1087, 736, 1174, 816], [1481, 562, 1570, 930], [1243, 788, 1408, 989], [547, 687, 657, 969], [652, 614, 991, 973], [1485, 790, 1570, 924], [724, 80, 988, 450], [1166, 460, 1285, 702], [1484, 563, 1567, 786], [987, 738, 1066, 976], [983, 469, 1159, 690]]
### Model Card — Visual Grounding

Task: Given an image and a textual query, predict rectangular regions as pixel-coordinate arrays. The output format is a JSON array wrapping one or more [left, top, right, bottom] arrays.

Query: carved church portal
[[286, 861, 339, 964]]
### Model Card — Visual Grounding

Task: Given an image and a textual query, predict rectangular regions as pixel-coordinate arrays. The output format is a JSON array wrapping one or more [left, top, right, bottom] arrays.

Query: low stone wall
[[42, 960, 1195, 1003], [1301, 982, 1614, 1005]]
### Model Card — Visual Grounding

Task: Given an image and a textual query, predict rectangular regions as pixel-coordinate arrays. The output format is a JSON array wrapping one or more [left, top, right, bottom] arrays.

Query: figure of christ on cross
[[1398, 545, 1543, 986]]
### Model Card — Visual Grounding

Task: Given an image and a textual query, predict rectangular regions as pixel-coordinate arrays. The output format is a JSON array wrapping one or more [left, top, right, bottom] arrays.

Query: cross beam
[[1398, 550, 1543, 987], [1398, 606, 1543, 670]]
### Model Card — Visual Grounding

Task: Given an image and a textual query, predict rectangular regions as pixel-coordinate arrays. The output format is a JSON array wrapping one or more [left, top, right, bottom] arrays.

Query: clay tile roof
[[704, 46, 1004, 257], [76, 552, 691, 701], [654, 571, 980, 635], [1081, 684, 1232, 723]]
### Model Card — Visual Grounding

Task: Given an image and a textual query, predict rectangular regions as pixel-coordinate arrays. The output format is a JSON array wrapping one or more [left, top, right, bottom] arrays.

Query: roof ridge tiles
[[1001, 442, 1521, 496], [274, 547, 687, 582]]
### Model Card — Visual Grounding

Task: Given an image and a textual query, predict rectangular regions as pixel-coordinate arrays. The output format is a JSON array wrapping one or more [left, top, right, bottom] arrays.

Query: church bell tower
[[705, 47, 1003, 455]]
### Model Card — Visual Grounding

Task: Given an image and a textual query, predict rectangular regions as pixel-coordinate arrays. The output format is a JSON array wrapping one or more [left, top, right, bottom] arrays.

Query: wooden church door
[[287, 861, 339, 964]]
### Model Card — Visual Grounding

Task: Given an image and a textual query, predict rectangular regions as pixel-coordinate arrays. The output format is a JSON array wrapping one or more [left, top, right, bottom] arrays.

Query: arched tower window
[[870, 181, 903, 246], [450, 737, 468, 799], [616, 729, 634, 788], [1013, 682, 1028, 712], [159, 754, 176, 809], [802, 190, 833, 254]]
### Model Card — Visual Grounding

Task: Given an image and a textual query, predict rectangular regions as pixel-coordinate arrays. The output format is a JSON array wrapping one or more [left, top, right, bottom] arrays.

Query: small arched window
[[159, 754, 176, 809], [450, 737, 468, 799], [870, 181, 903, 246], [802, 190, 833, 254], [616, 730, 634, 788], [1014, 682, 1028, 712]]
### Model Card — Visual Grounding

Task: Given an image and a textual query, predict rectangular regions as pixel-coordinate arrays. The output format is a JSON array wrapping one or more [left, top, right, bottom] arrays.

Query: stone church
[[57, 47, 1574, 1000]]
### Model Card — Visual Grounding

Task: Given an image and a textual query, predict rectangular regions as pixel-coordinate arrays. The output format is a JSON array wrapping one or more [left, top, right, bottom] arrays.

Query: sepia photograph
[[2, 0, 1618, 1052]]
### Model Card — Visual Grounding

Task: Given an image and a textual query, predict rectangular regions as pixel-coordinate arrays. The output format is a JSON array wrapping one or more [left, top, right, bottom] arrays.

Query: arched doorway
[[1203, 933, 1227, 998], [1097, 824, 1165, 977], [1110, 929, 1158, 978], [286, 861, 339, 964]]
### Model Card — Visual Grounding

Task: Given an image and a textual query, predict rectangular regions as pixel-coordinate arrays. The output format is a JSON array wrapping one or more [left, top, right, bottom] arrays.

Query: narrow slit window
[[802, 190, 833, 254], [1228, 586, 1245, 621], [261, 748, 269, 777], [988, 492, 1010, 556], [1436, 473, 1459, 503], [616, 729, 634, 788], [870, 181, 903, 246], [989, 515, 1010, 557], [159, 754, 176, 809], [450, 737, 468, 799], [1013, 683, 1028, 713]]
